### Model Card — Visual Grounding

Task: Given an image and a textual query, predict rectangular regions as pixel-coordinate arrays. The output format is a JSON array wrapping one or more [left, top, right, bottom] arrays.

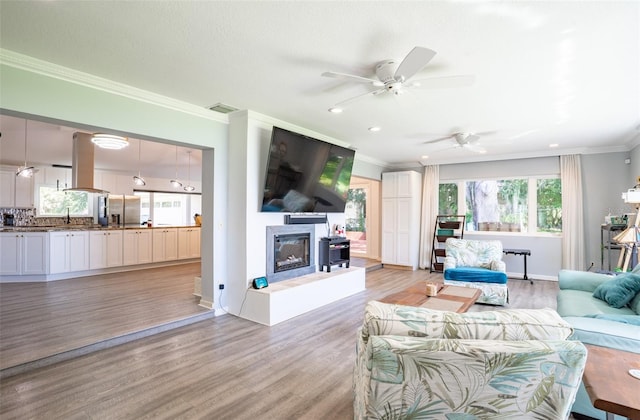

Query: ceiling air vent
[[207, 103, 238, 114]]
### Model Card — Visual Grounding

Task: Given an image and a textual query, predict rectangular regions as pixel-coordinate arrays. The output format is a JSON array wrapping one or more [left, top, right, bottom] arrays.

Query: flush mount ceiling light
[[170, 145, 183, 188], [183, 150, 195, 192], [368, 126, 381, 132], [16, 119, 39, 178], [328, 107, 343, 113], [132, 139, 146, 186], [91, 133, 129, 150]]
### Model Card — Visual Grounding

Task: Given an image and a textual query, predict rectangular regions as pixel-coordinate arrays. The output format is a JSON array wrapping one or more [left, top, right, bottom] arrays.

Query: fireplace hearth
[[266, 225, 316, 283]]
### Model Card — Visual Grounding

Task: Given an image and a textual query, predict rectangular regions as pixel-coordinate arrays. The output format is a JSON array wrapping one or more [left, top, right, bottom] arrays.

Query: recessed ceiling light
[[549, 143, 559, 148], [328, 107, 343, 113], [368, 126, 381, 132], [479, 150, 487, 154], [421, 155, 429, 159]]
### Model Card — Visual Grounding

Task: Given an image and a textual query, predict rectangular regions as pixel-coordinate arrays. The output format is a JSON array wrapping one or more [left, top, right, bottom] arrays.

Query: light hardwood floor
[[0, 263, 207, 371], [0, 265, 561, 419]]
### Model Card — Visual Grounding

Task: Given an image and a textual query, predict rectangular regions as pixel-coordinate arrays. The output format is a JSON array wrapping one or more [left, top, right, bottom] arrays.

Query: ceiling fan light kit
[[91, 133, 129, 150]]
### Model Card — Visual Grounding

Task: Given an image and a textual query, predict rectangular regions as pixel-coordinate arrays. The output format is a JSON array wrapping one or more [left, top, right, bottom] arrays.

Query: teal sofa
[[354, 301, 587, 419], [557, 269, 640, 420]]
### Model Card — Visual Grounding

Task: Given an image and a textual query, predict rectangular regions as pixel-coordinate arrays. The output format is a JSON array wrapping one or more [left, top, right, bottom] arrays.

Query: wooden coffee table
[[379, 282, 481, 313], [582, 344, 640, 420]]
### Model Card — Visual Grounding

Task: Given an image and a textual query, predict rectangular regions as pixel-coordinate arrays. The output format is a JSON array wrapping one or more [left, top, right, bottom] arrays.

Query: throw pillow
[[592, 272, 640, 309]]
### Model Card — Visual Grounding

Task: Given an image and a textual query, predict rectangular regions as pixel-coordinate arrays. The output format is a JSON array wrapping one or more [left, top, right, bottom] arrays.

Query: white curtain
[[560, 154, 585, 270], [419, 165, 439, 269]]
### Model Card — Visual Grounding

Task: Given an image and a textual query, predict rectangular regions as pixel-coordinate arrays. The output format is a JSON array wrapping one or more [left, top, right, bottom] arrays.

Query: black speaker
[[284, 214, 327, 224]]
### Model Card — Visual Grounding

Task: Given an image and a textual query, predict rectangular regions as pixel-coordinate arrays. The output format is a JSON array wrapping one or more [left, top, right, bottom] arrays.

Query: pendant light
[[91, 133, 129, 149], [183, 150, 195, 192], [169, 145, 183, 188], [16, 120, 39, 178], [133, 139, 146, 186]]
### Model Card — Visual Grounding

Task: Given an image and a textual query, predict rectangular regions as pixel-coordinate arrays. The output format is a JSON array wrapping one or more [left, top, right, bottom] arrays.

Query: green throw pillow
[[593, 273, 640, 309]]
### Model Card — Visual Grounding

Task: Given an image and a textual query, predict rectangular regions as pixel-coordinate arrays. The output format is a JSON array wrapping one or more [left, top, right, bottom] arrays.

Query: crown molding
[[0, 48, 228, 124]]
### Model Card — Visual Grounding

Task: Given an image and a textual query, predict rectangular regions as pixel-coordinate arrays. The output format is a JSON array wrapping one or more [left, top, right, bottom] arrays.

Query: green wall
[[1, 63, 228, 307]]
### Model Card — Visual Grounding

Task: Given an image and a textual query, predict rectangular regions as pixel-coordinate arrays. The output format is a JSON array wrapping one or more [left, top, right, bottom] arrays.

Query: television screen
[[261, 127, 355, 213]]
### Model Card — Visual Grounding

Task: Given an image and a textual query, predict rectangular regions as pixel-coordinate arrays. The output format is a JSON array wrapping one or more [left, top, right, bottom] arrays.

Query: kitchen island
[[0, 225, 201, 282]]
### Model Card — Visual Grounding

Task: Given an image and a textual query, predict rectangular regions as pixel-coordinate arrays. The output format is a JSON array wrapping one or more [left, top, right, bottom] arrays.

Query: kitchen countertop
[[0, 225, 200, 232]]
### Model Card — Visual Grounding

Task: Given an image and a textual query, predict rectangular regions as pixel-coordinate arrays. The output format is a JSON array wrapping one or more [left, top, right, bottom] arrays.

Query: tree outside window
[[38, 186, 89, 216], [438, 183, 458, 216], [439, 177, 561, 233], [537, 178, 562, 232]]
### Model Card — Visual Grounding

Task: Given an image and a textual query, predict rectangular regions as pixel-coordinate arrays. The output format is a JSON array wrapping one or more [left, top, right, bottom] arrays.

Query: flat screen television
[[261, 127, 355, 213]]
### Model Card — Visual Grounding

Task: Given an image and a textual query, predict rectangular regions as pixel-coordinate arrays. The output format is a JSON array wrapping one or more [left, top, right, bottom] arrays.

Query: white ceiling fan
[[322, 46, 474, 109], [423, 131, 497, 153]]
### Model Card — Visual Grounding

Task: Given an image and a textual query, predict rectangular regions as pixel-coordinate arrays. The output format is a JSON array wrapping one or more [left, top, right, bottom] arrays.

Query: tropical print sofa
[[444, 238, 509, 305], [354, 301, 587, 419]]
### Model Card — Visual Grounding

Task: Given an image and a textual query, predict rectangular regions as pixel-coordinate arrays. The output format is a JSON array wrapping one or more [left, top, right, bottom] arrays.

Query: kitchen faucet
[[66, 208, 71, 224]]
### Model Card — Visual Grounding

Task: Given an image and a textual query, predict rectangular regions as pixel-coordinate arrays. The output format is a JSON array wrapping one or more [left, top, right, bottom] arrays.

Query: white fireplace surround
[[266, 224, 316, 283]]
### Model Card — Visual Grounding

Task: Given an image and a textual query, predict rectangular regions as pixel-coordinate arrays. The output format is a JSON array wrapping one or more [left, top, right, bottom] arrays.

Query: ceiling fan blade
[[422, 135, 452, 144], [394, 46, 436, 82], [467, 134, 481, 144], [333, 88, 385, 107], [409, 75, 476, 89], [321, 71, 383, 86]]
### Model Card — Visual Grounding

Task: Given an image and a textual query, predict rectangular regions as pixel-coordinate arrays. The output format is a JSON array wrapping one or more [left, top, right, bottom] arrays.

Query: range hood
[[64, 132, 109, 194]]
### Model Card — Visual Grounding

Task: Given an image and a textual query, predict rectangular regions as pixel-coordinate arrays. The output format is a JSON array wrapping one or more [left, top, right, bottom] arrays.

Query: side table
[[582, 344, 640, 420]]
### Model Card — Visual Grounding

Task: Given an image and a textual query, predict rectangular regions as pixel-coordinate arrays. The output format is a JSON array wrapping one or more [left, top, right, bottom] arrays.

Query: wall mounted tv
[[261, 127, 355, 213]]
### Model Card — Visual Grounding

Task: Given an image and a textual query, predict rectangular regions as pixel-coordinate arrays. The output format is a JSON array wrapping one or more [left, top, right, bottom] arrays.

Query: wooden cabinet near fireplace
[[319, 237, 350, 272]]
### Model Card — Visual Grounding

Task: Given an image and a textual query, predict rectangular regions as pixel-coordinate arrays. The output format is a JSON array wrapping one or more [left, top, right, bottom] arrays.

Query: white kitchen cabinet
[[0, 232, 48, 275], [15, 175, 34, 207], [152, 228, 178, 262], [0, 170, 15, 207], [89, 230, 123, 269], [95, 172, 134, 195], [381, 171, 422, 270], [123, 229, 153, 266], [0, 169, 34, 208], [49, 231, 89, 274], [178, 227, 201, 259]]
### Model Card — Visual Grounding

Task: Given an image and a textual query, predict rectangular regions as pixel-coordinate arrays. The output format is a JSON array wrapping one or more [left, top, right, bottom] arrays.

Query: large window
[[38, 186, 90, 216], [135, 191, 201, 226], [439, 177, 561, 234]]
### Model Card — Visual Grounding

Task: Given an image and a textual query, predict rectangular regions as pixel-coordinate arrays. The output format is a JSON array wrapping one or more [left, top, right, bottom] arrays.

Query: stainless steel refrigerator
[[106, 195, 141, 227]]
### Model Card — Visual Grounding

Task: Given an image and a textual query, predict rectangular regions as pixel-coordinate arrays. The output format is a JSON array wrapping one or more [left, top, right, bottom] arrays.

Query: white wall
[[225, 111, 349, 317]]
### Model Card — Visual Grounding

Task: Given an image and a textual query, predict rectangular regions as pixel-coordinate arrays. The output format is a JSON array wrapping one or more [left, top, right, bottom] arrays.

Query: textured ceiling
[[0, 1, 639, 168]]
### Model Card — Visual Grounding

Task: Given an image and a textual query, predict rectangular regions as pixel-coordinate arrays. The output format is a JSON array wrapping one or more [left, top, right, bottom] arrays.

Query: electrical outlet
[[219, 284, 224, 290]]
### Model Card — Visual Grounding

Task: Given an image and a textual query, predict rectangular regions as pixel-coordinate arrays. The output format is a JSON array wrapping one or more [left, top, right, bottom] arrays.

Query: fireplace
[[266, 225, 316, 283]]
